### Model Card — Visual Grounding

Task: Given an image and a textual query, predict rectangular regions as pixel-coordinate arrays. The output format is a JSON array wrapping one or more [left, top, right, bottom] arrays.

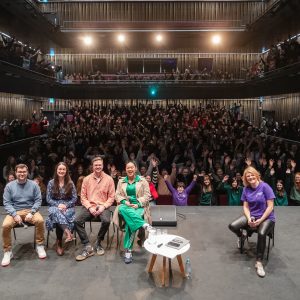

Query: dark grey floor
[[0, 206, 299, 300]]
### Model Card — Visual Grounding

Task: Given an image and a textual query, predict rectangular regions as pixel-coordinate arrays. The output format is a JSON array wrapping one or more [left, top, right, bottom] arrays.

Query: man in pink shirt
[[75, 156, 115, 261]]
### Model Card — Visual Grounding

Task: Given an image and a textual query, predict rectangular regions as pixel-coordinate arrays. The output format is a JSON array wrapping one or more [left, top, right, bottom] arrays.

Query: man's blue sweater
[[3, 179, 42, 217]]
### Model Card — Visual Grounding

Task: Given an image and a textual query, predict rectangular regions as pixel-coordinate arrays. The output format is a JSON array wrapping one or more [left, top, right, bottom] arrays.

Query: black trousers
[[228, 215, 275, 261], [74, 207, 111, 246]]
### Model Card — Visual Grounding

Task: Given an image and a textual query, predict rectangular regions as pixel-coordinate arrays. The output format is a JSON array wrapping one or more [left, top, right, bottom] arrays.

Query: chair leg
[[108, 223, 116, 249], [74, 230, 77, 246], [13, 228, 16, 240], [33, 227, 36, 249], [240, 235, 243, 254], [266, 235, 271, 261], [106, 227, 110, 248], [46, 230, 50, 248]]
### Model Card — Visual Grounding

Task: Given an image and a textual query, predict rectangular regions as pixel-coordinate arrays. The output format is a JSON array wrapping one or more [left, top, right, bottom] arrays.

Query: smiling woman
[[228, 166, 276, 278], [113, 160, 152, 264], [45, 162, 77, 256]]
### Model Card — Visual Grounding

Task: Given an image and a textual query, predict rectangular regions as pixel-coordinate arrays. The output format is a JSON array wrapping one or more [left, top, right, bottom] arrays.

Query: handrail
[[0, 134, 47, 150]]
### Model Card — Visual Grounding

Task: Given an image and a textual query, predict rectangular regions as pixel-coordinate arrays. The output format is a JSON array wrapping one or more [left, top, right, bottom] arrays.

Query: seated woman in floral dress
[[46, 162, 77, 256]]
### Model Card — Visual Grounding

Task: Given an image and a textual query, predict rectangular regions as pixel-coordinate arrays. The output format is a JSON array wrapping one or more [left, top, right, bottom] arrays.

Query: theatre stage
[[0, 206, 299, 300]]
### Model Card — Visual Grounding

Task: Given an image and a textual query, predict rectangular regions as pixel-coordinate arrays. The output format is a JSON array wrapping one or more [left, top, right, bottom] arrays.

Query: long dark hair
[[52, 162, 73, 198], [276, 179, 285, 197]]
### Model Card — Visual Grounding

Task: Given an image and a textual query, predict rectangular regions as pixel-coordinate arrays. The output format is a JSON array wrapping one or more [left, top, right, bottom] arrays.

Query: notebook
[[165, 237, 190, 250]]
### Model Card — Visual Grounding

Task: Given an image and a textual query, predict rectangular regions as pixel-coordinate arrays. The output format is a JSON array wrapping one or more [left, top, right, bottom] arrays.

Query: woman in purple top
[[164, 174, 197, 206], [229, 166, 275, 278]]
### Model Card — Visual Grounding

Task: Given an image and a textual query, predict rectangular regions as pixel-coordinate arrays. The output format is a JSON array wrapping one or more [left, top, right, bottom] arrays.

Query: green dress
[[274, 191, 288, 206], [118, 175, 145, 249], [221, 182, 243, 206], [199, 191, 214, 206]]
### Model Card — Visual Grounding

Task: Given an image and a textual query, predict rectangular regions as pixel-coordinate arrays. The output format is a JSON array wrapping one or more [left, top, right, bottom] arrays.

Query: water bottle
[[185, 257, 192, 279]]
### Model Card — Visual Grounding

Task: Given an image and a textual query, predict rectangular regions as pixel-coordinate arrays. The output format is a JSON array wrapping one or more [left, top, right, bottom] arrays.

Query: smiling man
[[74, 156, 115, 261], [2, 164, 46, 267]]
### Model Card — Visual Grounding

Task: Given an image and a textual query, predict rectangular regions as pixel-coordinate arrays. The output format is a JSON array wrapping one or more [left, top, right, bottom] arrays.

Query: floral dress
[[46, 179, 77, 231]]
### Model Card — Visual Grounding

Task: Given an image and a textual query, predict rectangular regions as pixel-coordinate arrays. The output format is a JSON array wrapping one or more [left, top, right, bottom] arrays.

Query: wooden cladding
[[263, 93, 300, 123], [40, 2, 266, 24], [48, 52, 260, 78], [0, 93, 42, 121]]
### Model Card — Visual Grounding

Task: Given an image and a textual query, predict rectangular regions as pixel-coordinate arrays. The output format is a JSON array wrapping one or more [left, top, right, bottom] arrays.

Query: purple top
[[165, 180, 196, 206], [241, 181, 275, 222]]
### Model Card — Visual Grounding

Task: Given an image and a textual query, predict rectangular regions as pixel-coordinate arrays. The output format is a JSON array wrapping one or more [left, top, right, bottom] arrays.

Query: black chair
[[13, 222, 36, 249], [240, 225, 275, 261]]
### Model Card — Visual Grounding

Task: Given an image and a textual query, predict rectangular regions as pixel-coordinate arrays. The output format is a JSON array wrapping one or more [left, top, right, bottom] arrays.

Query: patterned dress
[[46, 179, 77, 231]]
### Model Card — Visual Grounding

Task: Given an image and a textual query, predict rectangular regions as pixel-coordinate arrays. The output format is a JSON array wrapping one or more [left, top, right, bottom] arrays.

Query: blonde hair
[[242, 166, 261, 187], [294, 172, 300, 188]]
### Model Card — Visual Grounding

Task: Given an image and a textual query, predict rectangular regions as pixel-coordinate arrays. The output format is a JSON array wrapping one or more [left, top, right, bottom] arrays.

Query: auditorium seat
[[188, 194, 198, 206], [157, 195, 172, 205], [218, 194, 228, 206]]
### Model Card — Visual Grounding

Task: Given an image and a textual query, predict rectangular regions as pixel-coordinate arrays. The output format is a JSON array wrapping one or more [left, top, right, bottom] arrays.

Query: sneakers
[[237, 233, 247, 249], [124, 250, 133, 264], [255, 262, 266, 278], [95, 243, 105, 256], [1, 251, 13, 267], [36, 245, 47, 259], [76, 245, 94, 261]]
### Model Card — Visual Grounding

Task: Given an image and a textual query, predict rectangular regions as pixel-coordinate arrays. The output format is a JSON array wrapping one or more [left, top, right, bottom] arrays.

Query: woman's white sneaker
[[1, 251, 13, 267]]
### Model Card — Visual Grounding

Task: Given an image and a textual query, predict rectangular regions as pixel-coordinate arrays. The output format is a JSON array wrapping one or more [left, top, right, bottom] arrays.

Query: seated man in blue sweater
[[2, 164, 46, 267]]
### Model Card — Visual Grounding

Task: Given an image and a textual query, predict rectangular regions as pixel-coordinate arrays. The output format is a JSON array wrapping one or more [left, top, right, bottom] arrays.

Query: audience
[[0, 101, 299, 207], [0, 33, 57, 77], [247, 36, 300, 79]]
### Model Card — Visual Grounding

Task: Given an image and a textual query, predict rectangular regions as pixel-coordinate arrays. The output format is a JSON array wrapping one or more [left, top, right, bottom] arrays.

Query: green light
[[149, 86, 157, 97]]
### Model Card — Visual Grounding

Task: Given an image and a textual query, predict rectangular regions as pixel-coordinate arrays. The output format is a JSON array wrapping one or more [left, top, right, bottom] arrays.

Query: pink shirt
[[81, 172, 115, 209]]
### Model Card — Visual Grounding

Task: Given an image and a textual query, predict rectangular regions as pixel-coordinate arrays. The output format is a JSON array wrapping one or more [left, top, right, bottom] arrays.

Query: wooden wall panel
[[262, 93, 300, 122], [48, 52, 260, 78], [0, 93, 42, 121], [40, 2, 266, 24]]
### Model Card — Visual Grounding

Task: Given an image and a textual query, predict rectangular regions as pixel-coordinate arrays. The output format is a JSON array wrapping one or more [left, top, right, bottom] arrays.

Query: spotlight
[[117, 34, 125, 43], [212, 35, 221, 45], [149, 86, 158, 97], [83, 36, 93, 46], [155, 34, 163, 43]]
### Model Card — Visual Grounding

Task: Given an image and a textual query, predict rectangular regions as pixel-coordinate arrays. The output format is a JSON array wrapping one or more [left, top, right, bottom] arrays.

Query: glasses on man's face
[[17, 171, 27, 174]]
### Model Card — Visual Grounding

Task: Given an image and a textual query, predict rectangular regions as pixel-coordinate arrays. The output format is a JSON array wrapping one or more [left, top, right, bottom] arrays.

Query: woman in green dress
[[219, 175, 243, 206], [198, 175, 216, 205], [113, 161, 152, 264], [274, 180, 288, 206]]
